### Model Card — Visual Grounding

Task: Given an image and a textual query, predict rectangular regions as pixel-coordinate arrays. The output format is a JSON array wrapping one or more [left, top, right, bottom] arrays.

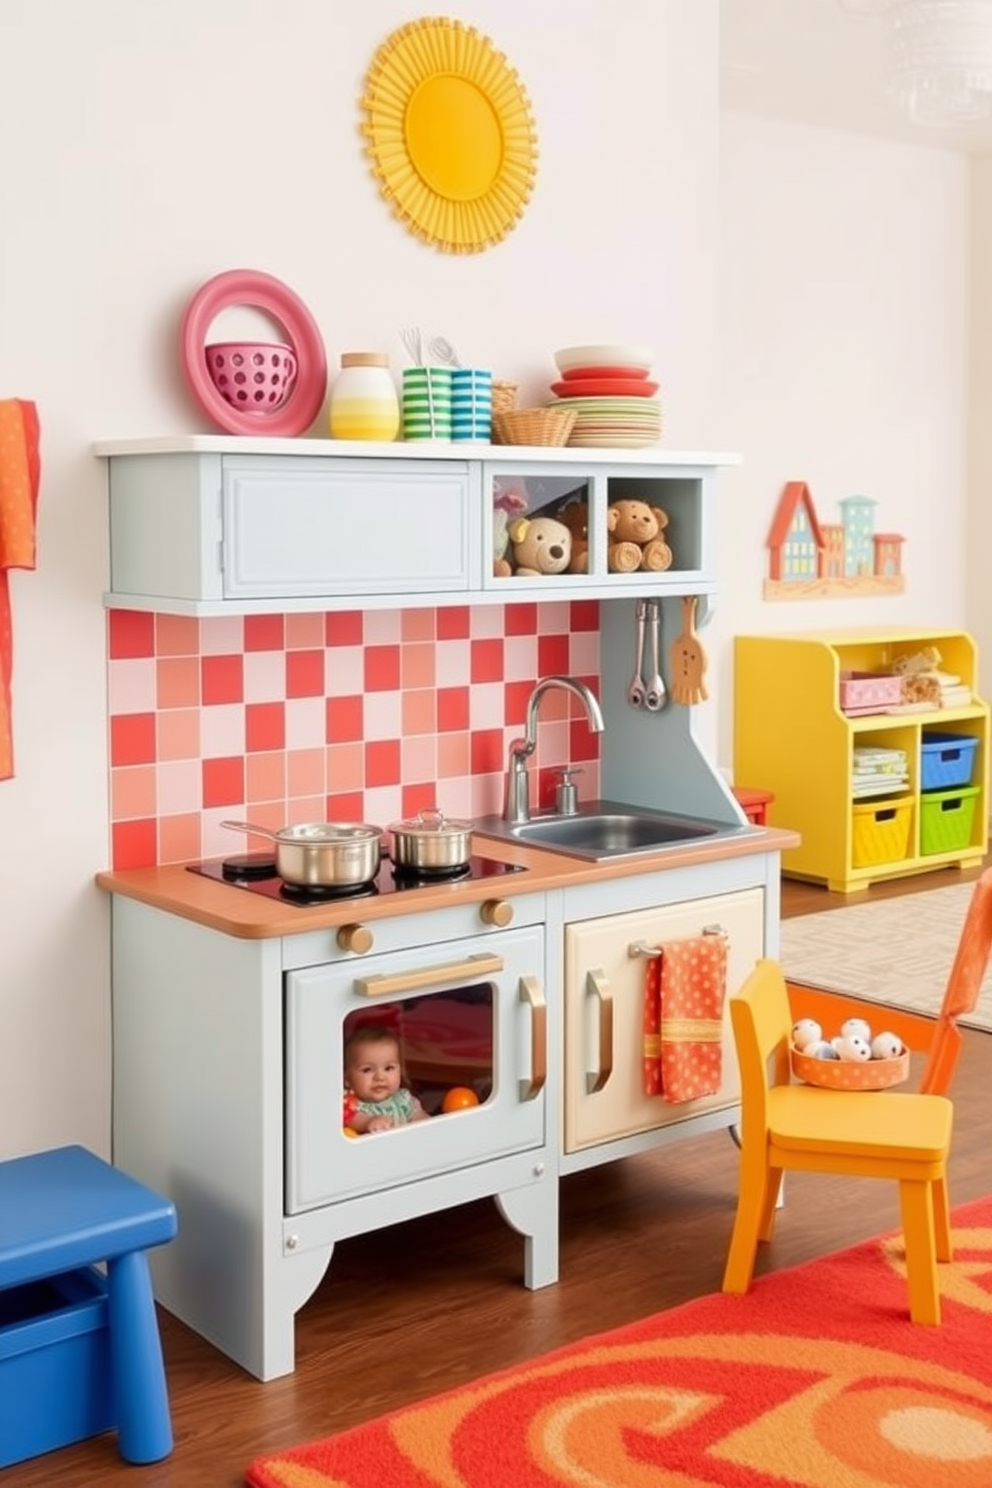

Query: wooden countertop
[[95, 826, 799, 939]]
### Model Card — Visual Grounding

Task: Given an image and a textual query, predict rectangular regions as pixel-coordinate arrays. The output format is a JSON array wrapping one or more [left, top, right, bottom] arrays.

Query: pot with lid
[[220, 819, 383, 888], [388, 809, 474, 873]]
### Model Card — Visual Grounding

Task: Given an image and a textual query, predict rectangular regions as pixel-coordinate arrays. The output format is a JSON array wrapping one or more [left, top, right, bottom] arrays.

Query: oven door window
[[284, 925, 545, 1213], [342, 988, 494, 1124]]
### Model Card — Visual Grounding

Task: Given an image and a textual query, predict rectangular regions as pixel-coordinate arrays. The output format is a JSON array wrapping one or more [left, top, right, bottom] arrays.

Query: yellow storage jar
[[328, 352, 400, 441]]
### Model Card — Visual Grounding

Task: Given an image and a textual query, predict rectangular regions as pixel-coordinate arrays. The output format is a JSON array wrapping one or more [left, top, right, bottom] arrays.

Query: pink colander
[[204, 341, 298, 413]]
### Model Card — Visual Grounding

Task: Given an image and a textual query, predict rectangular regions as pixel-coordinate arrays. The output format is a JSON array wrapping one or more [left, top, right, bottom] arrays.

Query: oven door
[[284, 924, 546, 1212]]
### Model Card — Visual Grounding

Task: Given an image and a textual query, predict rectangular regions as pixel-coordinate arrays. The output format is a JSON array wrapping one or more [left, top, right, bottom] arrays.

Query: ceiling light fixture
[[840, 0, 992, 126]]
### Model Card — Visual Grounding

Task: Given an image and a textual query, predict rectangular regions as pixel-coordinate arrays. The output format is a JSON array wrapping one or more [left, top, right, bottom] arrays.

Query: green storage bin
[[919, 786, 980, 856]]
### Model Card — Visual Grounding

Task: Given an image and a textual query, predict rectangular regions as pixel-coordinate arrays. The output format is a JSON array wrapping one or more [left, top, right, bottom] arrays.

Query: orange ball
[[343, 1126, 359, 1138], [442, 1086, 479, 1113]]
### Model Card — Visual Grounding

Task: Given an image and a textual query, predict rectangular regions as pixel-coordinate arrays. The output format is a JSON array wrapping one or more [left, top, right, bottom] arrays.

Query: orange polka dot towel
[[643, 933, 728, 1102], [0, 400, 40, 781]]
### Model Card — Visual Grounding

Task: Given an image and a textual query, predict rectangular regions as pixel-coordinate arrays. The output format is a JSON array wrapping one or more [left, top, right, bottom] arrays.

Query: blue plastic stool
[[0, 1144, 178, 1467]]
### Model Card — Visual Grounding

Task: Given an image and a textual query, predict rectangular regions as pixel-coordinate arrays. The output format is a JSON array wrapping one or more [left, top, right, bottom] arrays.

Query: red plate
[[551, 378, 659, 398], [560, 364, 650, 381]]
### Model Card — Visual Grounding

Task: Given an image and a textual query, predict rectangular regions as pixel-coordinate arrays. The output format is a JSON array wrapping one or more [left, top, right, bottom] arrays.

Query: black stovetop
[[187, 852, 522, 907]]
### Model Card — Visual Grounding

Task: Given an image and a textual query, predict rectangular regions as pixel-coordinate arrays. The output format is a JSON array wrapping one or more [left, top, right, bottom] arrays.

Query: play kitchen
[[100, 725, 789, 1385], [102, 815, 792, 1382], [95, 437, 798, 1384]]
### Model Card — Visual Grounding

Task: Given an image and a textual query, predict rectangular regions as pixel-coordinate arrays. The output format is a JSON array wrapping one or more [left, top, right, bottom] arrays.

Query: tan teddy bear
[[507, 515, 572, 577], [557, 500, 590, 574], [606, 499, 672, 573]]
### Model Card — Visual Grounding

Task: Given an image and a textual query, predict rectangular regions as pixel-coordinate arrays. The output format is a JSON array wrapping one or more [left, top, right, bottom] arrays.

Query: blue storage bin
[[920, 732, 979, 792], [0, 1267, 114, 1468]]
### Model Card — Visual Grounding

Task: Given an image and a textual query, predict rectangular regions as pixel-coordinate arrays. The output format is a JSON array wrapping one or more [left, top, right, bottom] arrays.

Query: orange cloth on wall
[[0, 400, 41, 781], [643, 934, 728, 1103]]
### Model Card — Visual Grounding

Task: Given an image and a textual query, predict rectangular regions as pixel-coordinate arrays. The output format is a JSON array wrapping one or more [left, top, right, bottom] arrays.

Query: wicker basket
[[493, 406, 577, 447], [492, 380, 519, 414]]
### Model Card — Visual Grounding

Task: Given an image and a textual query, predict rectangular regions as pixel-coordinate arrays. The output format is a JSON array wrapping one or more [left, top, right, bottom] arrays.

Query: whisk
[[428, 335, 462, 369], [400, 326, 424, 365]]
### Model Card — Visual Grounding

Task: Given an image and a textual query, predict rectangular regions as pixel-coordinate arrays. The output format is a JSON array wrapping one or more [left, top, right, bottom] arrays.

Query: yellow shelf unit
[[734, 627, 989, 894]]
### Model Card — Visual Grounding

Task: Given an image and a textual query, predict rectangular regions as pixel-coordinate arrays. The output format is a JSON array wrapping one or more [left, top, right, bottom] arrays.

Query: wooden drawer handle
[[586, 966, 614, 1093], [480, 898, 514, 927], [354, 952, 504, 998], [518, 974, 546, 1102], [337, 923, 373, 955]]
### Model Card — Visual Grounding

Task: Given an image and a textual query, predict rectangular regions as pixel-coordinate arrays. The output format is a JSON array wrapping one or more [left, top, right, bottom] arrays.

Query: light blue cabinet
[[95, 436, 738, 615]]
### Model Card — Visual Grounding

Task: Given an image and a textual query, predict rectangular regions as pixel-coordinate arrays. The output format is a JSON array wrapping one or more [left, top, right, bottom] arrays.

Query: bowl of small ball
[[790, 1035, 910, 1091]]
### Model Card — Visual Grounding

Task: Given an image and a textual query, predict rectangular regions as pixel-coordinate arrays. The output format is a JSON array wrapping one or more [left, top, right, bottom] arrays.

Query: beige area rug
[[779, 880, 992, 1033]]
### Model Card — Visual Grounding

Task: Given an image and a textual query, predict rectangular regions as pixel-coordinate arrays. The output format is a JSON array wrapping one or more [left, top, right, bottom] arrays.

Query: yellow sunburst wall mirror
[[360, 16, 539, 254]]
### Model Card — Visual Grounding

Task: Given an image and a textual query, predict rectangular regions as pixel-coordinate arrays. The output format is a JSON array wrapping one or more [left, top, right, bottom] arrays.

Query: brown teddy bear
[[507, 515, 572, 577], [557, 500, 590, 574], [606, 499, 672, 573]]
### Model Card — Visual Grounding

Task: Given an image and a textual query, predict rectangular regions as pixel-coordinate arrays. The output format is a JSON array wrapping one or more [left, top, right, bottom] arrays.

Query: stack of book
[[934, 670, 972, 708], [852, 746, 909, 798]]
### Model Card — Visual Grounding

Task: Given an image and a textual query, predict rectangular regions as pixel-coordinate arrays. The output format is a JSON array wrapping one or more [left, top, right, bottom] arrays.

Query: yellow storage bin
[[851, 795, 913, 867]]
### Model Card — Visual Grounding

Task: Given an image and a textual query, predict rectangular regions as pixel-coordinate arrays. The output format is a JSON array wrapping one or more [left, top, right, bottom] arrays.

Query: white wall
[[714, 112, 971, 773], [0, 0, 720, 1159]]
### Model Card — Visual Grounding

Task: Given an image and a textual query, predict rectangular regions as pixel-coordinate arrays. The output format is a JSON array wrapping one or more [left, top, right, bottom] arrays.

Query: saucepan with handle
[[388, 808, 474, 873], [220, 819, 383, 888]]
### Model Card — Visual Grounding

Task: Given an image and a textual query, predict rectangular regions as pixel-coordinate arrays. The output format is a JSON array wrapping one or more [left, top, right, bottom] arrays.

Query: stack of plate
[[549, 344, 661, 448]]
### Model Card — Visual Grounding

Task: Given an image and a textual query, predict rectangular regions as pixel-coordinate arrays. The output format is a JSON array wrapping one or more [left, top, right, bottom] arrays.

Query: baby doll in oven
[[343, 1025, 430, 1134]]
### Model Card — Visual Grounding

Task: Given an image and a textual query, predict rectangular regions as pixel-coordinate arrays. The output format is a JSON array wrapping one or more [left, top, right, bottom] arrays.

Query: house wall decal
[[764, 479, 905, 601]]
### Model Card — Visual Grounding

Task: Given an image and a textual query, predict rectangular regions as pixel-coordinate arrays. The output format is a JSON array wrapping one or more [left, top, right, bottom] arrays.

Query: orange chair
[[918, 867, 992, 1094], [722, 957, 954, 1324]]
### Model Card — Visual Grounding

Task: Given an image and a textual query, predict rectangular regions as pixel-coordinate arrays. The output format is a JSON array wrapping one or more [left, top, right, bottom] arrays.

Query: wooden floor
[[9, 862, 991, 1488]]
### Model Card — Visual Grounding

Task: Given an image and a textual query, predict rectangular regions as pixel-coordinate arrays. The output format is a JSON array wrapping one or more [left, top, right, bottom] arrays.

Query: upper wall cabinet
[[95, 437, 739, 615]]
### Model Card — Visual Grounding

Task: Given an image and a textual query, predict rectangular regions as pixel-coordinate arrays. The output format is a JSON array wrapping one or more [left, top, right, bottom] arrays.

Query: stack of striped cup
[[402, 368, 452, 441]]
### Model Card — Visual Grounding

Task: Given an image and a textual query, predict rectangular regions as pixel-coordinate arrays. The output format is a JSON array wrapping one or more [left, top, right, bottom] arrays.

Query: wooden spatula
[[670, 595, 708, 705]]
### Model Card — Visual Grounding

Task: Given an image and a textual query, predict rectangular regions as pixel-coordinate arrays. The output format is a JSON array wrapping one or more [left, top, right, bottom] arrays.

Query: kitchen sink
[[474, 801, 759, 862]]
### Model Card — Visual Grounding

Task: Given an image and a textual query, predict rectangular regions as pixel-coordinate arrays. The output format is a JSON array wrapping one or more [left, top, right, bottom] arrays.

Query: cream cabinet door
[[563, 888, 763, 1153]]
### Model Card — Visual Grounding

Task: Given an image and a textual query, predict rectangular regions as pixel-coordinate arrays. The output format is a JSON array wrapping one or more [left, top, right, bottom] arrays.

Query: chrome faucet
[[503, 676, 605, 825]]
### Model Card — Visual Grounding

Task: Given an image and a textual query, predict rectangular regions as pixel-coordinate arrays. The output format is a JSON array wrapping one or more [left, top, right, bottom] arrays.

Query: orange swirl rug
[[246, 1195, 992, 1488]]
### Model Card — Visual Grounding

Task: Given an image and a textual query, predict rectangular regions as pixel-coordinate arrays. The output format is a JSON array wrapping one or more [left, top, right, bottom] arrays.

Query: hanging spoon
[[627, 599, 647, 709], [643, 598, 667, 712]]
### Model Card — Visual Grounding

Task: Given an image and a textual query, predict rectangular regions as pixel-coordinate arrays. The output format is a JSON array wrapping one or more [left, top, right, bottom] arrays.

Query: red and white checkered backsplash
[[107, 602, 602, 869]]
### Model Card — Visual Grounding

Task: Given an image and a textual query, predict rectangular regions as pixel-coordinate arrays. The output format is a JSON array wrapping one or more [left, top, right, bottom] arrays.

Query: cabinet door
[[563, 888, 763, 1152], [222, 457, 474, 598], [285, 925, 545, 1211]]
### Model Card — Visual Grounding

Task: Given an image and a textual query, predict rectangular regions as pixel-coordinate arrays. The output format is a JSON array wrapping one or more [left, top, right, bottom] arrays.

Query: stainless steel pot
[[388, 809, 474, 872], [220, 819, 383, 888]]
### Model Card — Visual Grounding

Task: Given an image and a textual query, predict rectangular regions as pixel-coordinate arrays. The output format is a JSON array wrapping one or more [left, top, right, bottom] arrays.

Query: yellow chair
[[722, 957, 954, 1324]]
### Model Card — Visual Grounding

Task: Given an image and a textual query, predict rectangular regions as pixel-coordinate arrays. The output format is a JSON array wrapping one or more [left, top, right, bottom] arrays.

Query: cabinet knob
[[480, 898, 513, 928], [337, 923, 373, 954]]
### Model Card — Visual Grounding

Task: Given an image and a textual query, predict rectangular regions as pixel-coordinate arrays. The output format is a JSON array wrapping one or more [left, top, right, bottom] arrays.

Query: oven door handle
[[585, 967, 614, 1094], [353, 951, 504, 998], [517, 975, 547, 1102]]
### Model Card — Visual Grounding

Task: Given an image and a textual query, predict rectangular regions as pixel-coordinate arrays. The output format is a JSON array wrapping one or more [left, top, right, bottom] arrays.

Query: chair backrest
[[729, 958, 794, 1139], [918, 866, 992, 1095]]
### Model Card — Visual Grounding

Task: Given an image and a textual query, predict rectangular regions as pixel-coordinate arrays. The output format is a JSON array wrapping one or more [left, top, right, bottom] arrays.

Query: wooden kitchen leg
[[495, 1177, 559, 1289]]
